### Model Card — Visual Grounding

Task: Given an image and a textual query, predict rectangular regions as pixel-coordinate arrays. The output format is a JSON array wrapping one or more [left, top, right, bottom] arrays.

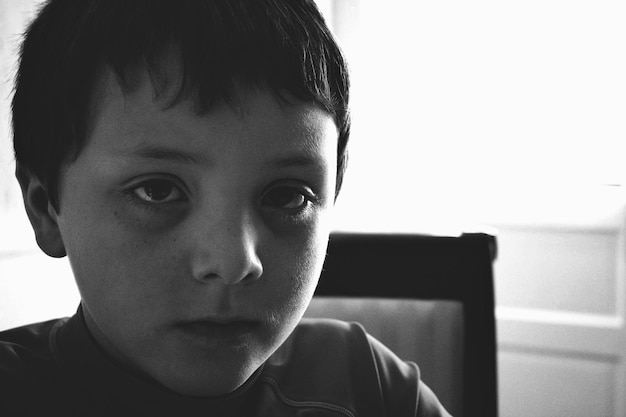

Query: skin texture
[[21, 66, 338, 396]]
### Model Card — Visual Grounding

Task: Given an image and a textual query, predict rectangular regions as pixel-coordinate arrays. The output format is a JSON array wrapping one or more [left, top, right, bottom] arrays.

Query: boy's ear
[[15, 164, 66, 258]]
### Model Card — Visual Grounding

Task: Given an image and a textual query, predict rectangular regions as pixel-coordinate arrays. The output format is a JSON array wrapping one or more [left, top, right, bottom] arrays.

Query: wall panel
[[499, 349, 615, 417]]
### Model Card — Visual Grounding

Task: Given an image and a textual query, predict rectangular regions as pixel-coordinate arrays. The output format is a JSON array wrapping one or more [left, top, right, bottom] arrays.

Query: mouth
[[175, 319, 260, 348]]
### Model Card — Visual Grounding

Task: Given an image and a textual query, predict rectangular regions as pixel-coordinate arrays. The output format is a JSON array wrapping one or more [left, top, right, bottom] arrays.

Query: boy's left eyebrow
[[269, 155, 328, 170]]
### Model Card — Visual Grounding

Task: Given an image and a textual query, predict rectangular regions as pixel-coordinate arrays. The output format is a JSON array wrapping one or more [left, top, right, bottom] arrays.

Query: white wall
[[495, 223, 626, 417]]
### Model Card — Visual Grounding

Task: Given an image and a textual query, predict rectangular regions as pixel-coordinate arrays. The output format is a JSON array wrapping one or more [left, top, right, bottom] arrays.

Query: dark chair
[[304, 232, 498, 417]]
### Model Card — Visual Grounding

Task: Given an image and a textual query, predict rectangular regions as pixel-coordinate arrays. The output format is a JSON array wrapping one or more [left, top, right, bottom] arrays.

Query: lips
[[175, 319, 259, 347]]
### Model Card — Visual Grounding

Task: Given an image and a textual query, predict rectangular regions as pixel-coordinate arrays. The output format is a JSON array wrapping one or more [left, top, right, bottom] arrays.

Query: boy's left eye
[[132, 179, 185, 204], [262, 185, 311, 210]]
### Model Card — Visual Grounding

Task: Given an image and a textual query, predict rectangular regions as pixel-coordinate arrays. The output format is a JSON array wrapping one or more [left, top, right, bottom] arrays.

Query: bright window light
[[329, 0, 626, 231]]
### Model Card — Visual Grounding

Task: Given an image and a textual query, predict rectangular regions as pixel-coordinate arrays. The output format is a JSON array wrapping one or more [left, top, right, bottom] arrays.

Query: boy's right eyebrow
[[112, 145, 210, 166]]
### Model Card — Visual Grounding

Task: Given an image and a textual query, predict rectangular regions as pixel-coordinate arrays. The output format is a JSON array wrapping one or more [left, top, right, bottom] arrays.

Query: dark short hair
[[12, 0, 350, 207]]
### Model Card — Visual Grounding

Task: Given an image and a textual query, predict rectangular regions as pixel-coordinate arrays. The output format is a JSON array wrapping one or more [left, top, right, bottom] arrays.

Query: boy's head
[[13, 0, 349, 208], [12, 0, 349, 396]]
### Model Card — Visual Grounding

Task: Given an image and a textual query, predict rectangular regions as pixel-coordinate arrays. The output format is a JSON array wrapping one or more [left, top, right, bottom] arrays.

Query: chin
[[155, 353, 263, 397]]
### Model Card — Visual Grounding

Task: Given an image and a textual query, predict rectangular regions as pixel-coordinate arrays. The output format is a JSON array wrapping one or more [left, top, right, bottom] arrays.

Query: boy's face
[[52, 67, 337, 396]]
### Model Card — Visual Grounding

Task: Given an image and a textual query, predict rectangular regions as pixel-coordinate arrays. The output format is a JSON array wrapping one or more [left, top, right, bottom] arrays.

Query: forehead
[[83, 65, 338, 167]]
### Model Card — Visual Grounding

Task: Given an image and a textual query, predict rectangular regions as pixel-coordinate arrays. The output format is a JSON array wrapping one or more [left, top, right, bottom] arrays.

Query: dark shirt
[[0, 307, 451, 416]]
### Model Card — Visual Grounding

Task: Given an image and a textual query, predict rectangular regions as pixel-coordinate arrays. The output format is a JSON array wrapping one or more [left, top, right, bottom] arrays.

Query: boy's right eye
[[131, 179, 186, 204]]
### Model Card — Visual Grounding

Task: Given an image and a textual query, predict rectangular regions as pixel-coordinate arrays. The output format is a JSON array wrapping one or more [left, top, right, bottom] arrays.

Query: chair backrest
[[304, 232, 498, 417]]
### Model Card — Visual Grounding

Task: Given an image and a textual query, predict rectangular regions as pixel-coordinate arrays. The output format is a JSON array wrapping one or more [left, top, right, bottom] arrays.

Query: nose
[[190, 209, 263, 285]]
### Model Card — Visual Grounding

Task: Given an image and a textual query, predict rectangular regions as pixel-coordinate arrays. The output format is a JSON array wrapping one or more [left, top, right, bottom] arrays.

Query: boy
[[1, 0, 451, 415]]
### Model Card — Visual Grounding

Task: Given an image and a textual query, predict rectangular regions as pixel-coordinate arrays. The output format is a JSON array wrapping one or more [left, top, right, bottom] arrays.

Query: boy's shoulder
[[0, 318, 65, 370], [0, 318, 68, 407], [260, 318, 451, 417]]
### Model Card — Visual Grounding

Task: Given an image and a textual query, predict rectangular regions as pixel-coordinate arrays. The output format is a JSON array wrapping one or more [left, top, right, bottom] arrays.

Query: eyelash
[[124, 177, 188, 211], [261, 184, 318, 213]]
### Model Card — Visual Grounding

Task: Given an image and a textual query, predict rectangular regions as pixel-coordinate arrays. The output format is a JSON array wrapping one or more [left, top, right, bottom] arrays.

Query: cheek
[[266, 223, 330, 318], [68, 235, 186, 339], [60, 200, 179, 312]]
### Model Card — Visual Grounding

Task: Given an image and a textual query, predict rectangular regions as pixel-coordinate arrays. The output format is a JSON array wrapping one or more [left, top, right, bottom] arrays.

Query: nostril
[[192, 272, 220, 284], [243, 261, 263, 282]]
